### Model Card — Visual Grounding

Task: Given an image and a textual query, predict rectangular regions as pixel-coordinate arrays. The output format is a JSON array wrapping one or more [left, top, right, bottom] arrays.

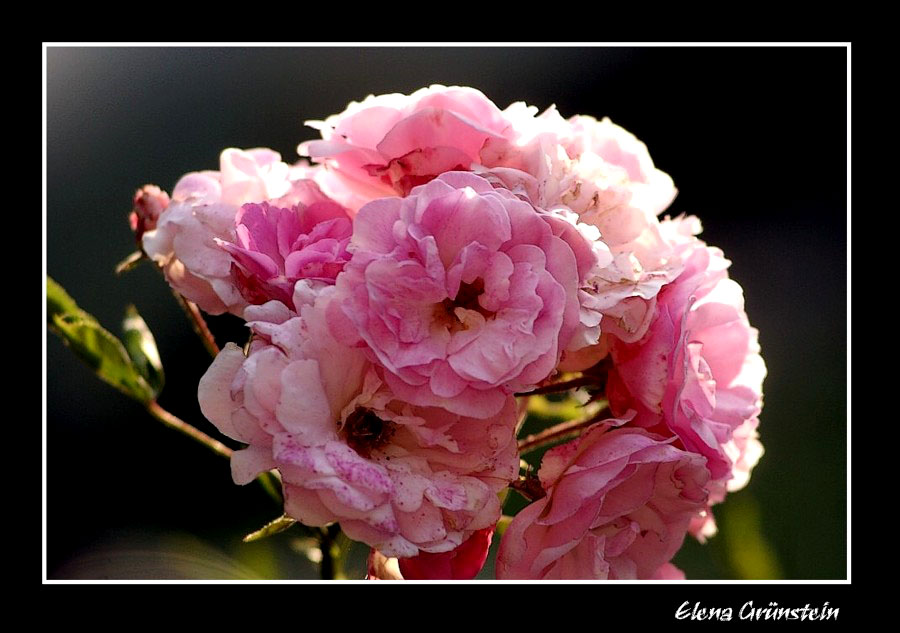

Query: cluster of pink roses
[[136, 86, 765, 580]]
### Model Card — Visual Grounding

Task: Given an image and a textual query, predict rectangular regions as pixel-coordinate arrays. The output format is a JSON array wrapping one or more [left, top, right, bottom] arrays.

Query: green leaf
[[48, 276, 156, 403], [47, 276, 91, 325], [115, 251, 145, 275], [122, 305, 165, 396], [243, 515, 297, 543], [51, 313, 155, 403]]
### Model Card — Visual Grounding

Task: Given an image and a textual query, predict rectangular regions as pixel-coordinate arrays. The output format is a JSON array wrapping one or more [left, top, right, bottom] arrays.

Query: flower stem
[[172, 291, 220, 357], [147, 400, 232, 459], [319, 524, 348, 580], [145, 400, 283, 505], [517, 404, 609, 455]]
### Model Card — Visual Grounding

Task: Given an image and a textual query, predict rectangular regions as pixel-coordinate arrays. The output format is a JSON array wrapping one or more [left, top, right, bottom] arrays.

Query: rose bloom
[[215, 200, 351, 311], [301, 86, 685, 353], [326, 171, 586, 418], [142, 148, 341, 316], [299, 85, 519, 212], [482, 106, 688, 355], [557, 216, 706, 375], [497, 421, 709, 580], [198, 288, 519, 559], [606, 218, 766, 497]]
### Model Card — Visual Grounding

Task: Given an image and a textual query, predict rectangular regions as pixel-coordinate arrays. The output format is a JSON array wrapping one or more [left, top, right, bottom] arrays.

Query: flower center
[[433, 279, 496, 333], [341, 408, 394, 458]]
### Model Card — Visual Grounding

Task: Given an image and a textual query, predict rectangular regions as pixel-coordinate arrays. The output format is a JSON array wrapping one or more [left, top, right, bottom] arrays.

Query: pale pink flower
[[490, 109, 677, 231], [326, 171, 583, 418], [496, 422, 709, 580], [546, 122, 683, 348], [299, 85, 517, 212], [142, 148, 334, 315], [481, 108, 687, 352], [540, 209, 611, 352], [198, 291, 519, 558], [562, 115, 677, 219], [557, 216, 705, 371], [214, 201, 351, 310], [606, 225, 766, 490]]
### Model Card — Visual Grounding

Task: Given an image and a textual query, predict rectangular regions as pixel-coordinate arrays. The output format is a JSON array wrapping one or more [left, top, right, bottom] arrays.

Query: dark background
[[45, 46, 847, 580]]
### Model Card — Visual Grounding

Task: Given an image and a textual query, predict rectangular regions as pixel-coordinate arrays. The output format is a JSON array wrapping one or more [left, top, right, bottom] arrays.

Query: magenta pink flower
[[215, 201, 351, 310], [365, 526, 494, 580], [142, 148, 336, 316], [397, 526, 495, 580], [606, 228, 766, 489], [299, 85, 518, 211], [326, 171, 583, 418], [496, 422, 709, 580], [198, 292, 519, 558]]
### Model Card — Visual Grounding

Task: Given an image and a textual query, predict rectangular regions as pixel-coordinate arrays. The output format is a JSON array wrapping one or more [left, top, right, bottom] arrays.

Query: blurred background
[[45, 46, 847, 580]]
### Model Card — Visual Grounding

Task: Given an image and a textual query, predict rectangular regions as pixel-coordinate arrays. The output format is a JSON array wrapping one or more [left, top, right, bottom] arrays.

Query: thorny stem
[[172, 291, 220, 357], [147, 400, 232, 459], [145, 400, 283, 504], [515, 375, 599, 396], [319, 524, 348, 580], [517, 403, 610, 455]]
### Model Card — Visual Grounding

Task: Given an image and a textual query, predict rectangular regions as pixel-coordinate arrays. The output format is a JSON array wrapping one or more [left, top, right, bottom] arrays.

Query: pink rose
[[215, 201, 351, 310], [299, 85, 517, 212], [198, 291, 519, 558], [496, 422, 709, 579], [142, 148, 335, 315], [562, 115, 677, 220], [607, 223, 766, 488], [481, 109, 686, 351], [491, 110, 677, 237], [539, 209, 611, 352], [326, 171, 582, 418]]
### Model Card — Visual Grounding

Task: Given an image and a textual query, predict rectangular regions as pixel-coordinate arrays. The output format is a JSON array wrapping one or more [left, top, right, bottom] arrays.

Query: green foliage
[[115, 251, 144, 275], [122, 305, 165, 395], [47, 276, 86, 324], [47, 276, 163, 403], [243, 515, 297, 543]]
